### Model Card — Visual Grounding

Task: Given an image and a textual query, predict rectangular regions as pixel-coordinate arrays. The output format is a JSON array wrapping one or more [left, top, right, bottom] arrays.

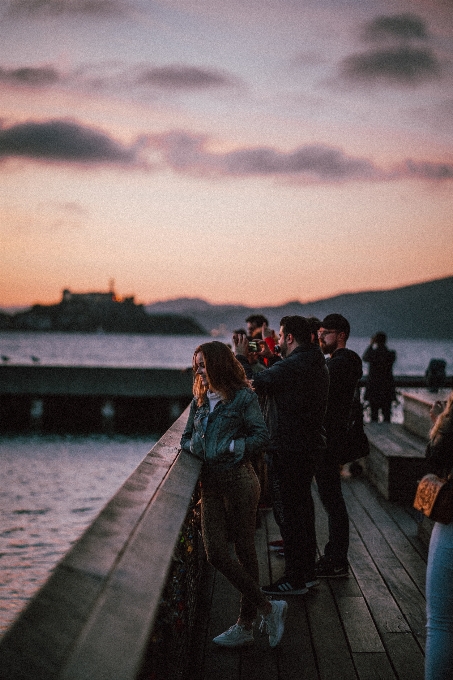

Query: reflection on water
[[0, 434, 155, 635]]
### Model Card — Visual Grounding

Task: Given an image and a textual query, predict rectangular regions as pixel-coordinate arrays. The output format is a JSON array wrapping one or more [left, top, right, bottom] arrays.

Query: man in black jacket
[[234, 315, 329, 595], [315, 314, 363, 578]]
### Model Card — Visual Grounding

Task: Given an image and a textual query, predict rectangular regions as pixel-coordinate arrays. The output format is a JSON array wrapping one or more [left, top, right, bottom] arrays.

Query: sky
[[1, 0, 452, 308]]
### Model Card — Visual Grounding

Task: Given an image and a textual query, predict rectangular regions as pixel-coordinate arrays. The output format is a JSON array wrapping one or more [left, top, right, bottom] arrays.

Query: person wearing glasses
[[315, 314, 363, 579]]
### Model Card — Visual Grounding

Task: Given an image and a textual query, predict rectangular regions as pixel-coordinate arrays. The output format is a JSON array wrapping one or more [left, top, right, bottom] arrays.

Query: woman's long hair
[[192, 341, 250, 405], [430, 390, 453, 439]]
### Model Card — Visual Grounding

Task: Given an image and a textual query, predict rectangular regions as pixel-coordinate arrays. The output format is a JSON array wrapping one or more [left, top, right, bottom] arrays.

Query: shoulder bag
[[413, 473, 453, 524]]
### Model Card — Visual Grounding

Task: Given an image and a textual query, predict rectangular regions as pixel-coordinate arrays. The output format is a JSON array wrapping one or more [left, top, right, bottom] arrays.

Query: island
[[0, 288, 207, 335]]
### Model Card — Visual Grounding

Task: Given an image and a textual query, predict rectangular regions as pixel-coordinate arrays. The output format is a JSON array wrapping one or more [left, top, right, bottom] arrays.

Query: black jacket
[[362, 345, 396, 404], [324, 347, 363, 456], [237, 343, 329, 457]]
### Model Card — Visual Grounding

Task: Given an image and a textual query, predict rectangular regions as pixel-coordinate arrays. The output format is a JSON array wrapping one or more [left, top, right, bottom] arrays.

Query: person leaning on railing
[[424, 391, 453, 680], [180, 341, 287, 648]]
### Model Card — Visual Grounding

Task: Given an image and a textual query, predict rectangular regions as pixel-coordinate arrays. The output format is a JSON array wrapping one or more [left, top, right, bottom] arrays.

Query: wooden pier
[[188, 474, 427, 680], [0, 387, 441, 679]]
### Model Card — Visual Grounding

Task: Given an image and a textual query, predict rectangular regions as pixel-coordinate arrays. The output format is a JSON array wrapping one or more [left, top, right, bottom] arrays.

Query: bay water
[[1, 332, 453, 635]]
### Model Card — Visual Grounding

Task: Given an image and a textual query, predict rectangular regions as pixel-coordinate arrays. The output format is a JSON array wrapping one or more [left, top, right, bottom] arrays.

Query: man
[[234, 316, 329, 595], [315, 314, 363, 578], [246, 314, 269, 339], [246, 314, 277, 364], [362, 332, 396, 422]]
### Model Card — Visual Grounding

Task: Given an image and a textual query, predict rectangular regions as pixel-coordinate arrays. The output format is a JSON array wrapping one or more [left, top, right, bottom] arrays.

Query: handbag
[[413, 473, 453, 524]]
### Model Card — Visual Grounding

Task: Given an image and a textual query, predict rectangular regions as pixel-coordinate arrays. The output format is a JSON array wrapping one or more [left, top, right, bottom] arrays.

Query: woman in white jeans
[[425, 392, 453, 679]]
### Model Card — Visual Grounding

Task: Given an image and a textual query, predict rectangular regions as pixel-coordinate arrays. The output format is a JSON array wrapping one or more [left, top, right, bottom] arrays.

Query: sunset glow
[[1, 0, 452, 307]]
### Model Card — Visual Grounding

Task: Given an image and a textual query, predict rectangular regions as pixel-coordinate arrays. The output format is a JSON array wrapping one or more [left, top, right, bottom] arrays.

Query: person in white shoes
[[180, 341, 287, 647]]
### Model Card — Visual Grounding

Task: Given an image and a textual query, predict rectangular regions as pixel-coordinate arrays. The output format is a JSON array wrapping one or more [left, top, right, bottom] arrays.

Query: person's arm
[[180, 398, 197, 453], [241, 393, 270, 457]]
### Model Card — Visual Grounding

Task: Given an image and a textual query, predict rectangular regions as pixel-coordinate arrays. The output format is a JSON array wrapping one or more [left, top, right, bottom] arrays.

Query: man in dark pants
[[315, 314, 363, 578], [234, 316, 329, 595]]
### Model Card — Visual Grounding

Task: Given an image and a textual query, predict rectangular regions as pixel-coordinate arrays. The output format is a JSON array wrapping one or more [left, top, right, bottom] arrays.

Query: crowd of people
[[180, 311, 375, 649], [181, 313, 453, 658]]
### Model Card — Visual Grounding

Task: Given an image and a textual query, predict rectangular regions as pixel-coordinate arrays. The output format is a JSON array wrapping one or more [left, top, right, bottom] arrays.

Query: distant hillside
[[146, 276, 453, 340]]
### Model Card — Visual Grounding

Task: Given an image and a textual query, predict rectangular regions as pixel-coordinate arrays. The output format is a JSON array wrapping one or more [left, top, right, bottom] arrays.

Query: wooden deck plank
[[348, 479, 427, 594], [343, 483, 426, 649], [381, 632, 425, 680], [352, 652, 397, 679], [337, 597, 384, 653], [192, 475, 426, 680]]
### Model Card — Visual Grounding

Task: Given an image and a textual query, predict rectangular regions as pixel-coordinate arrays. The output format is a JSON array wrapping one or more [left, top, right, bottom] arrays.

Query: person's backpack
[[339, 396, 370, 465]]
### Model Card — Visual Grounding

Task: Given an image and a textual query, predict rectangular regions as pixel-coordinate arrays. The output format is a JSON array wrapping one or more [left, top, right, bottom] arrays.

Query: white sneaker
[[212, 623, 254, 647], [260, 600, 287, 647]]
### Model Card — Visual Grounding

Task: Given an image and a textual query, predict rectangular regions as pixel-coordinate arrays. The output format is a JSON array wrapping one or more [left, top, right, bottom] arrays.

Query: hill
[[146, 276, 453, 339]]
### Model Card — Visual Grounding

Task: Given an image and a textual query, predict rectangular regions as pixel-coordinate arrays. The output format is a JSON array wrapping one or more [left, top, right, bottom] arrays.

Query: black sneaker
[[315, 556, 349, 578], [261, 576, 308, 596]]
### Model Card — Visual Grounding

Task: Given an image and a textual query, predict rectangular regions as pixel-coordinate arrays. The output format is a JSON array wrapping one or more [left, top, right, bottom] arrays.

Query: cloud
[[0, 65, 61, 86], [0, 119, 145, 165], [2, 120, 452, 184], [402, 159, 453, 180], [341, 46, 441, 84], [151, 131, 380, 182], [150, 130, 453, 184], [337, 13, 442, 86], [362, 14, 428, 42], [136, 65, 239, 90], [5, 0, 130, 18]]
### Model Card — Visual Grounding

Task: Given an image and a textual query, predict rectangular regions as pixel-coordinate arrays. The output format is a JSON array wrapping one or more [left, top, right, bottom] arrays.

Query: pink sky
[[1, 0, 452, 307]]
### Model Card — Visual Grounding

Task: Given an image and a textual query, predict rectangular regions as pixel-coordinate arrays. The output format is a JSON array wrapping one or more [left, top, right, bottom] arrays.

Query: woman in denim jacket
[[180, 341, 287, 648], [425, 391, 453, 680]]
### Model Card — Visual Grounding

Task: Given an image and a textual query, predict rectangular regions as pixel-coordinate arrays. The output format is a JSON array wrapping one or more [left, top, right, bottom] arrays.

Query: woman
[[425, 391, 453, 679], [180, 341, 287, 648]]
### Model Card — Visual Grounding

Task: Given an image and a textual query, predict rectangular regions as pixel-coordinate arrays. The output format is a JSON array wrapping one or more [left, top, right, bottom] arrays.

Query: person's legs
[[273, 454, 316, 584], [315, 454, 349, 567], [425, 522, 453, 680], [370, 403, 379, 422], [382, 401, 392, 422], [201, 464, 267, 624]]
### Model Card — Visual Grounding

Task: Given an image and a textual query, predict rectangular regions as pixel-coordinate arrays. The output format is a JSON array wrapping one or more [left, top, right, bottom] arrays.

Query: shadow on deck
[[188, 475, 427, 680]]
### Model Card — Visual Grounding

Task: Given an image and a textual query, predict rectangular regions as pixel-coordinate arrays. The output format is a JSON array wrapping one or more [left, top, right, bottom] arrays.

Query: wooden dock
[[188, 473, 427, 680], [0, 397, 432, 680]]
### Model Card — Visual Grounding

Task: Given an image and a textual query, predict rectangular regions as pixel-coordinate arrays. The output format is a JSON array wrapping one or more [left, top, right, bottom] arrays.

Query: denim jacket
[[180, 387, 269, 471]]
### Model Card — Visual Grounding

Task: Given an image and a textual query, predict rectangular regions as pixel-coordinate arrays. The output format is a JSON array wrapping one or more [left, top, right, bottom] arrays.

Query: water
[[1, 332, 453, 635], [0, 434, 155, 635], [1, 331, 453, 374]]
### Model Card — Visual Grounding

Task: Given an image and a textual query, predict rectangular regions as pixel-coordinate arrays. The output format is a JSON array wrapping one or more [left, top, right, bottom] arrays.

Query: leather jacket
[[180, 387, 269, 471]]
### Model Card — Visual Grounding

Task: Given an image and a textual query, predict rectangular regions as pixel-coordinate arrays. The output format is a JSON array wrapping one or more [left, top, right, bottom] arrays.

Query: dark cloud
[[137, 65, 238, 90], [341, 46, 441, 84], [151, 131, 453, 184], [5, 0, 129, 18], [402, 159, 453, 180], [0, 65, 60, 86], [363, 14, 428, 42], [151, 131, 380, 182], [0, 119, 144, 165]]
